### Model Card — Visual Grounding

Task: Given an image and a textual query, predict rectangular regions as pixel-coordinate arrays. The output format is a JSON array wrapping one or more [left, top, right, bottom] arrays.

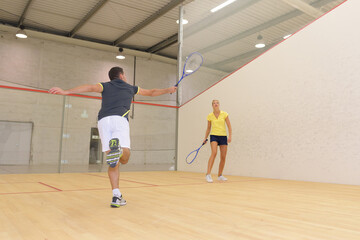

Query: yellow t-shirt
[[207, 111, 228, 136]]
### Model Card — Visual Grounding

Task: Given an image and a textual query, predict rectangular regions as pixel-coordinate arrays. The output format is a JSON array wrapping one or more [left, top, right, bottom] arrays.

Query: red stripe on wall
[[0, 85, 179, 108]]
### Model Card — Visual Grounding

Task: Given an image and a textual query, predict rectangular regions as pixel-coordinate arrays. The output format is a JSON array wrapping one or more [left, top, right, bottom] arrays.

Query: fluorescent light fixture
[[255, 43, 265, 48], [211, 0, 236, 13], [176, 19, 189, 24], [16, 26, 27, 39], [283, 34, 292, 39], [116, 54, 125, 60]]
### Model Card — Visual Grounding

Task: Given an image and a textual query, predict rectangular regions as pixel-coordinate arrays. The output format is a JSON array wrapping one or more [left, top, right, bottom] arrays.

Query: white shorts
[[98, 116, 130, 152]]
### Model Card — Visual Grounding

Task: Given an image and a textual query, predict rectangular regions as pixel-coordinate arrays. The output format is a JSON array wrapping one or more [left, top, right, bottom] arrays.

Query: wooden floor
[[0, 171, 360, 240]]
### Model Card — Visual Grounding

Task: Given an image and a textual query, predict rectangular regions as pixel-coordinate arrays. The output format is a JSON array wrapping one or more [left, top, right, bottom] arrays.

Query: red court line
[[0, 178, 274, 195], [179, 0, 349, 108], [0, 190, 58, 195], [38, 182, 62, 191], [0, 182, 38, 184], [84, 173, 158, 186], [0, 85, 178, 109], [121, 178, 158, 187]]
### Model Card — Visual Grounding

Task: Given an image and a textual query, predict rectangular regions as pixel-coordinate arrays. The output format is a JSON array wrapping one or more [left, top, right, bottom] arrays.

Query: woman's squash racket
[[175, 52, 204, 87], [186, 139, 208, 164]]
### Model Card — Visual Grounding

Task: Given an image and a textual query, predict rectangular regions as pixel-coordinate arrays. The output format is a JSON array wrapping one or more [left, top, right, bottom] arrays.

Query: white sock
[[112, 188, 121, 197]]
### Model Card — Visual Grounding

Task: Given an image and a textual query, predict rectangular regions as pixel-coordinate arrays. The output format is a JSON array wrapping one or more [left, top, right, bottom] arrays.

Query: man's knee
[[120, 148, 130, 164], [120, 156, 129, 164]]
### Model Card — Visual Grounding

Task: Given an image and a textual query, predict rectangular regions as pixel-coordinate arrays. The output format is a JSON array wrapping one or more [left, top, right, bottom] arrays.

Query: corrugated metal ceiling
[[0, 0, 347, 66]]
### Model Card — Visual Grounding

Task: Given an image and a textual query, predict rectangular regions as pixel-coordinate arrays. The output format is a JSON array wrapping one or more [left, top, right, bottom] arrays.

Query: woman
[[203, 100, 232, 183]]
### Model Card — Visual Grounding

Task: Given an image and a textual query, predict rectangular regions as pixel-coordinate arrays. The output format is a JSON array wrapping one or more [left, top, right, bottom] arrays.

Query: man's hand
[[49, 87, 69, 95], [168, 86, 177, 94]]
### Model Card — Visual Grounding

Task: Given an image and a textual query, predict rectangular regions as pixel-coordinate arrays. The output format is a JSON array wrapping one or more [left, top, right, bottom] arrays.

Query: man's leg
[[107, 148, 130, 189], [108, 147, 130, 208], [107, 116, 131, 207]]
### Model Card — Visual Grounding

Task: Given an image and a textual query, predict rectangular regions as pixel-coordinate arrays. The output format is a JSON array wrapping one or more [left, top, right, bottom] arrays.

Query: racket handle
[[202, 139, 208, 145]]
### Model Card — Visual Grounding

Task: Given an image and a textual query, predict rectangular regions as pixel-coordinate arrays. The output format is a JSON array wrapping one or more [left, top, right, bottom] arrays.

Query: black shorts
[[210, 135, 228, 146]]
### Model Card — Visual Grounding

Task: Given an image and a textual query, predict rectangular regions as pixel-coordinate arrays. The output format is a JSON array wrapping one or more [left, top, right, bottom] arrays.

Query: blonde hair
[[212, 99, 219, 105]]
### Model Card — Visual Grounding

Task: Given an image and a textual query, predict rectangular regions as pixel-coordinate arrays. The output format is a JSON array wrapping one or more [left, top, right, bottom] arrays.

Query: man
[[49, 67, 177, 207]]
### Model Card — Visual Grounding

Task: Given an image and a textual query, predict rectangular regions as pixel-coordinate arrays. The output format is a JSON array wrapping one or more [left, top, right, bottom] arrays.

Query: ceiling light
[[255, 34, 265, 48], [15, 25, 27, 39], [116, 47, 125, 60], [116, 55, 125, 60], [255, 43, 265, 48], [211, 0, 236, 13], [176, 19, 189, 24], [283, 34, 292, 39]]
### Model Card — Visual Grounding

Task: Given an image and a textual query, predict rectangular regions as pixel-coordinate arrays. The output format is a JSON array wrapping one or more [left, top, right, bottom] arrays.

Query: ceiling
[[0, 0, 345, 70]]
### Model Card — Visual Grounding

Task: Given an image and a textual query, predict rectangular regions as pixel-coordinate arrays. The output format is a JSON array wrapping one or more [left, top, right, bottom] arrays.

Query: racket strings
[[184, 53, 203, 74], [186, 150, 199, 164]]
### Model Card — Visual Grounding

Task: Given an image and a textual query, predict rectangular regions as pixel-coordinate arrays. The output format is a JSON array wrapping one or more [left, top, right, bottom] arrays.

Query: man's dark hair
[[108, 67, 124, 80]]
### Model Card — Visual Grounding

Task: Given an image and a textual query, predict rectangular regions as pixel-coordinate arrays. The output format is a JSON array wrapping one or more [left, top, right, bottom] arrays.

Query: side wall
[[178, 0, 360, 185]]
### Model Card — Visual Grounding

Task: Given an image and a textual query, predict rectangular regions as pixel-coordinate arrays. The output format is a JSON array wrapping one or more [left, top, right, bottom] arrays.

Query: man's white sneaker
[[111, 195, 127, 208], [206, 174, 213, 183], [218, 175, 227, 181]]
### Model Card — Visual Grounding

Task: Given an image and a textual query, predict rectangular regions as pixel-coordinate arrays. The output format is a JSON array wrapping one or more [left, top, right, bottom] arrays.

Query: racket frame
[[175, 52, 203, 87], [186, 139, 208, 164]]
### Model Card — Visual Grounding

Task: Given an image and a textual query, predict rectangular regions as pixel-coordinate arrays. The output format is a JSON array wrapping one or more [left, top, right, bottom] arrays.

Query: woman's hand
[[227, 136, 232, 143]]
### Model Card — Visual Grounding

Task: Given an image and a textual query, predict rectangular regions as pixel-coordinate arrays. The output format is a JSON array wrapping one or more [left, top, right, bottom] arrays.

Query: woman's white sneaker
[[218, 175, 227, 181], [206, 174, 213, 183]]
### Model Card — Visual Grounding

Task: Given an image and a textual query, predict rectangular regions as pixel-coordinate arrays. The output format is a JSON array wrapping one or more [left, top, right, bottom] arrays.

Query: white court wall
[[0, 34, 177, 168], [177, 0, 360, 185]]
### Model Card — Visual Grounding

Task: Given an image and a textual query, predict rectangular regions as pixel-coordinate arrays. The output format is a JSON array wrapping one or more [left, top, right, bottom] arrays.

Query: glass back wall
[[0, 87, 176, 174]]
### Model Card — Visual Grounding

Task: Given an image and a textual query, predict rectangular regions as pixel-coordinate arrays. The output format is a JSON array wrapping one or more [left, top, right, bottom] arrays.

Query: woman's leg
[[206, 141, 218, 175], [218, 145, 228, 177]]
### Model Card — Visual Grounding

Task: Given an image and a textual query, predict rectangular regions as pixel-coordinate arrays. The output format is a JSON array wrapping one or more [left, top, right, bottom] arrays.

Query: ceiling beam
[[69, 0, 109, 37], [1, 19, 68, 36], [146, 0, 261, 53], [198, 0, 336, 55], [113, 0, 186, 46], [281, 0, 324, 18], [0, 18, 178, 59], [17, 0, 33, 27], [146, 34, 178, 53]]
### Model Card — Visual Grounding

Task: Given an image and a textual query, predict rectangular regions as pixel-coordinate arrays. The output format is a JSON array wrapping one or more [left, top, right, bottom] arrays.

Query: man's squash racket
[[175, 52, 203, 87], [186, 139, 208, 164]]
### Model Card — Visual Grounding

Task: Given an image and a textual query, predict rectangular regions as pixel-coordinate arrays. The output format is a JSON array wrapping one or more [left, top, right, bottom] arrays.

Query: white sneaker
[[111, 195, 127, 208], [206, 174, 213, 183], [218, 175, 227, 181]]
